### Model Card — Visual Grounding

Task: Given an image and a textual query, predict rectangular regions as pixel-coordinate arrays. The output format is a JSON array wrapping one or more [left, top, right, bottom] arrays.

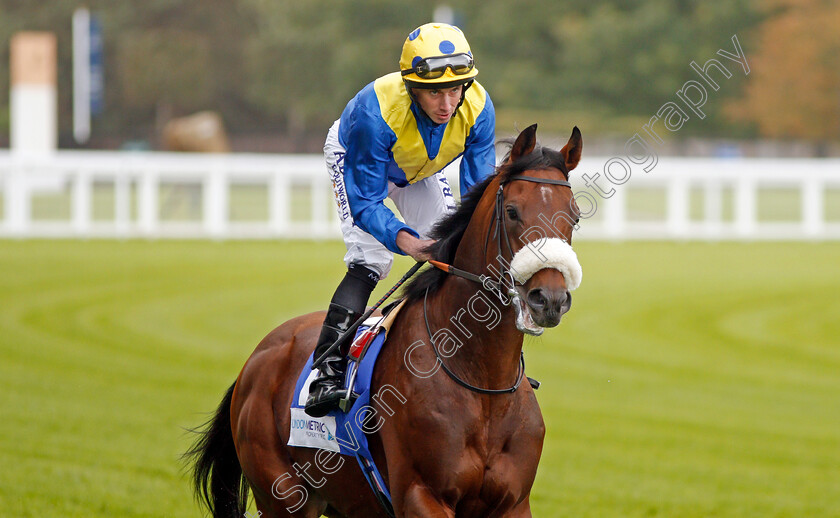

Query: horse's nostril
[[528, 289, 572, 318], [527, 289, 547, 309], [559, 290, 572, 315]]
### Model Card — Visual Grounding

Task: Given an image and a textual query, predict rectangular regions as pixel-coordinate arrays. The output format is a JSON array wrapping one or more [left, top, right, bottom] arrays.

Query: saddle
[[289, 299, 407, 517], [340, 298, 406, 411]]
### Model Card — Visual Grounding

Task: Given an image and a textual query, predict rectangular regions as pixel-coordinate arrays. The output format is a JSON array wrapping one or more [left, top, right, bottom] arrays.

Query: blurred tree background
[[0, 0, 837, 152]]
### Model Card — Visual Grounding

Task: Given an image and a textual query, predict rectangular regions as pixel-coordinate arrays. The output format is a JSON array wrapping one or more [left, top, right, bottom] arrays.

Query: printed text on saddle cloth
[[510, 238, 582, 289]]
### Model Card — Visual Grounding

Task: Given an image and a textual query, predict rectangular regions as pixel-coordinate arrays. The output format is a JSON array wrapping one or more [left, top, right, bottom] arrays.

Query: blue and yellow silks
[[337, 72, 496, 255]]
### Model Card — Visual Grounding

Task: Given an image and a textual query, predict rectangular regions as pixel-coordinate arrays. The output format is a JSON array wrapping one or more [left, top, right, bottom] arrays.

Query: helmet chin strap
[[404, 82, 419, 104], [455, 79, 473, 110]]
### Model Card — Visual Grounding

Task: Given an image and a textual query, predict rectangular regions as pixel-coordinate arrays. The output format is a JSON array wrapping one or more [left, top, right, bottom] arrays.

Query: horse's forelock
[[501, 143, 569, 180]]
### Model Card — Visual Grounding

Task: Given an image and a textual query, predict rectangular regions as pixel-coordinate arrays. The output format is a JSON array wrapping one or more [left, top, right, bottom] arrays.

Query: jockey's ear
[[560, 126, 582, 172], [509, 124, 538, 163]]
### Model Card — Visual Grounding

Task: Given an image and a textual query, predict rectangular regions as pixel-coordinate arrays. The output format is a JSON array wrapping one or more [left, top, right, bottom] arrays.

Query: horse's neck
[[425, 277, 524, 389], [427, 191, 525, 387]]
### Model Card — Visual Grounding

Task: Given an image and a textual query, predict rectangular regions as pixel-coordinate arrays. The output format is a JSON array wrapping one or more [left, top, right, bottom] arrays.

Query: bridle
[[431, 173, 573, 298], [488, 173, 573, 300], [425, 170, 573, 395]]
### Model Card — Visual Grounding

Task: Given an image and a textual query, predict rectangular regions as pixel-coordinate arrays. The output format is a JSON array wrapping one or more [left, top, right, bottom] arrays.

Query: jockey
[[306, 22, 497, 417]]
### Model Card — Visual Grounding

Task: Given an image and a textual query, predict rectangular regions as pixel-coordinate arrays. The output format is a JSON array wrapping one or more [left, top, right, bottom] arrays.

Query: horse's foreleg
[[397, 483, 455, 518]]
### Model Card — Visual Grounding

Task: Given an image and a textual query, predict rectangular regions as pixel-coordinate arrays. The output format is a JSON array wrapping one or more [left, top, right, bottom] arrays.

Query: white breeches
[[324, 120, 456, 279]]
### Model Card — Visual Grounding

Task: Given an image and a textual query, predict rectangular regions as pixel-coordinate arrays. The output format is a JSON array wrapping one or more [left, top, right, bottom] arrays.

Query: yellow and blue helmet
[[399, 23, 479, 89]]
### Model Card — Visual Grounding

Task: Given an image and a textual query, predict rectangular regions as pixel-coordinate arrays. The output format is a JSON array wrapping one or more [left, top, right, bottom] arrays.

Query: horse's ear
[[508, 124, 538, 163], [560, 126, 583, 172]]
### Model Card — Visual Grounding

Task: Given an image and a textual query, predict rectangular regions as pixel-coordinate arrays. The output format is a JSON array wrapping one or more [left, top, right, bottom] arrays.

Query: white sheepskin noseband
[[509, 238, 582, 290]]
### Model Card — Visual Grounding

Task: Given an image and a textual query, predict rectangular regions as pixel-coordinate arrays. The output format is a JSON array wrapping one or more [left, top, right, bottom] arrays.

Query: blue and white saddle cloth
[[288, 302, 405, 512]]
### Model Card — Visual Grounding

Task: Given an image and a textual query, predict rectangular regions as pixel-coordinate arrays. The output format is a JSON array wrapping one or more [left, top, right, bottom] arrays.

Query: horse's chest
[[434, 426, 540, 515], [426, 398, 545, 512]]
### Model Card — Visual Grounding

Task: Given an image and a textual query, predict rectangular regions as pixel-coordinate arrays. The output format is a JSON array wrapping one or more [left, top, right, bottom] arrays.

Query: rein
[[423, 286, 526, 395], [313, 261, 426, 369]]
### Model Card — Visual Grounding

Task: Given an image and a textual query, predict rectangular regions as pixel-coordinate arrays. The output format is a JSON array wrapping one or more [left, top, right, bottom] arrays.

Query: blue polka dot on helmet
[[439, 40, 455, 54], [399, 22, 478, 88]]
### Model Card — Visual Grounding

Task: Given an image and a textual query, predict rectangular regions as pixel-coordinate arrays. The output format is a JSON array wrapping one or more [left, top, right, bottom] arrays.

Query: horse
[[186, 123, 583, 517]]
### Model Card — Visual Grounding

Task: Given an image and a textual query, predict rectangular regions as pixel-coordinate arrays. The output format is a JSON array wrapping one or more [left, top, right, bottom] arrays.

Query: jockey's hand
[[396, 230, 436, 262]]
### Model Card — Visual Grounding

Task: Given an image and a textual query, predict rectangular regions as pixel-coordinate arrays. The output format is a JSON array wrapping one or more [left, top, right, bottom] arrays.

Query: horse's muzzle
[[525, 287, 572, 328]]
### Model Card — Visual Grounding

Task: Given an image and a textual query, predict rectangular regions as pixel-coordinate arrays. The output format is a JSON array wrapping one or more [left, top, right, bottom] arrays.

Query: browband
[[505, 175, 571, 188]]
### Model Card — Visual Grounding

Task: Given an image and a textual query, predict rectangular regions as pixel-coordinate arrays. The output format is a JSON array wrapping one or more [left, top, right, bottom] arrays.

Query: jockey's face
[[412, 85, 463, 124]]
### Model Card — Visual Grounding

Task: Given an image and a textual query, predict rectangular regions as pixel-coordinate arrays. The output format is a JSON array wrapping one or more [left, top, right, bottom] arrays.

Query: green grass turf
[[0, 240, 838, 517]]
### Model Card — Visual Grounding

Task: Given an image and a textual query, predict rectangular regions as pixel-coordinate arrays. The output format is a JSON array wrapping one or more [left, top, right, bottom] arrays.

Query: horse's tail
[[184, 381, 249, 517]]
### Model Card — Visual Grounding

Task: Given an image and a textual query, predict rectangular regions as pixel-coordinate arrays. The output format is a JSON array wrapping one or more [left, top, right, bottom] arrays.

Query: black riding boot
[[304, 303, 359, 417], [305, 264, 378, 417]]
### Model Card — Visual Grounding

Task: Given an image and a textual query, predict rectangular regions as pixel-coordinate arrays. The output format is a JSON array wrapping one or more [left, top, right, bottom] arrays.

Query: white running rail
[[1, 151, 838, 240]]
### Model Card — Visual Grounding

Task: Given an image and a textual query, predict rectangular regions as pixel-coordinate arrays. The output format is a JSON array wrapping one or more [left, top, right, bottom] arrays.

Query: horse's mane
[[401, 141, 569, 303]]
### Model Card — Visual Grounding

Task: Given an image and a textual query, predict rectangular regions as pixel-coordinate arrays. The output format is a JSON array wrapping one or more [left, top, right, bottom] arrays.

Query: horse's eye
[[506, 206, 520, 221]]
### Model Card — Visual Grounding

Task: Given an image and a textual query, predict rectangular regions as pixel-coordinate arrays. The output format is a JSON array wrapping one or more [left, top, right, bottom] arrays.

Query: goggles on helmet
[[401, 53, 475, 80]]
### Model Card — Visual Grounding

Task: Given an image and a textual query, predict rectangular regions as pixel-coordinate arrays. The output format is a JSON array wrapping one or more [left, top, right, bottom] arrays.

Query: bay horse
[[187, 124, 583, 517]]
